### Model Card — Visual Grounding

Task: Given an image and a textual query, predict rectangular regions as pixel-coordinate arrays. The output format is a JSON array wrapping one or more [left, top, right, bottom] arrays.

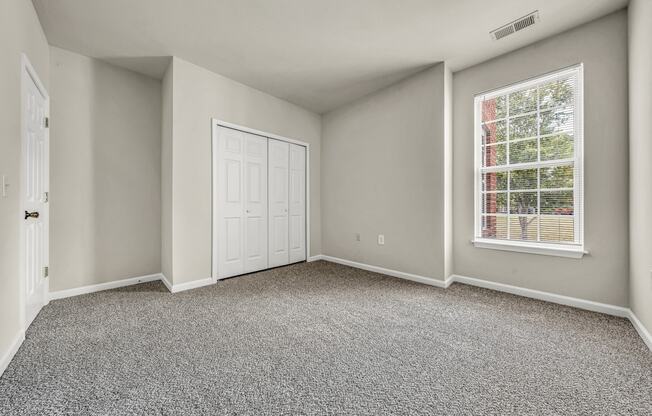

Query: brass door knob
[[24, 211, 39, 220]]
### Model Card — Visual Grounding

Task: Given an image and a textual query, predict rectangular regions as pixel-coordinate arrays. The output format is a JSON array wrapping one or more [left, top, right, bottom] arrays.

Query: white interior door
[[243, 133, 268, 273], [22, 58, 49, 328], [216, 127, 245, 278], [268, 139, 290, 267], [289, 144, 306, 263]]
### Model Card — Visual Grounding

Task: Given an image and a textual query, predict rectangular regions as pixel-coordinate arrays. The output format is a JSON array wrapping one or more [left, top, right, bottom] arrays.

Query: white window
[[473, 65, 584, 258]]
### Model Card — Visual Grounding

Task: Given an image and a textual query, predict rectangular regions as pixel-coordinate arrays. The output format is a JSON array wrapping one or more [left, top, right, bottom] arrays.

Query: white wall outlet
[[377, 234, 385, 245], [355, 233, 361, 242]]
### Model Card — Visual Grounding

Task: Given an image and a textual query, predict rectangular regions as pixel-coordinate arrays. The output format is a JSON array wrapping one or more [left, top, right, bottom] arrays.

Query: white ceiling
[[32, 0, 627, 113]]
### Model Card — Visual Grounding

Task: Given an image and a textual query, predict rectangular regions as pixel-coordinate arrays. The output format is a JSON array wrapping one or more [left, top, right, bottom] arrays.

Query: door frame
[[211, 119, 310, 282], [20, 53, 50, 329]]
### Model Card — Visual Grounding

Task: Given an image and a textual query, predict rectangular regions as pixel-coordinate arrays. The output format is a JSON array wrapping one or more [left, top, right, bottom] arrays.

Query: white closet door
[[268, 139, 290, 267], [289, 144, 306, 263], [244, 134, 268, 273], [216, 127, 245, 278]]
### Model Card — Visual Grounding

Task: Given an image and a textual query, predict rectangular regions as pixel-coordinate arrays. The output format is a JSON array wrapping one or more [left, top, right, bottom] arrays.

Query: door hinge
[[43, 266, 49, 278], [44, 117, 49, 128]]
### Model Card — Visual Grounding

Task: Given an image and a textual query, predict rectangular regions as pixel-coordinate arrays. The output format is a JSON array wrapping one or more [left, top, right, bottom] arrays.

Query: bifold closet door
[[216, 127, 268, 278], [243, 133, 268, 273], [268, 139, 290, 267], [289, 144, 306, 263]]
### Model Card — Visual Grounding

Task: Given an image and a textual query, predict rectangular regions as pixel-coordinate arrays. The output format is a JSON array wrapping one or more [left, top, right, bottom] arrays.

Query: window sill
[[471, 238, 587, 259]]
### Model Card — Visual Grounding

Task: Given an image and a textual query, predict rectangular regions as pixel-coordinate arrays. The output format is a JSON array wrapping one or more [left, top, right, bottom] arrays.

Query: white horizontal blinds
[[477, 66, 582, 246]]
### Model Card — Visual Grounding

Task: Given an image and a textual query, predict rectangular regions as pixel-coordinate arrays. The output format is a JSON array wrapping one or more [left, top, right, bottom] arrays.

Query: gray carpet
[[0, 260, 650, 415]]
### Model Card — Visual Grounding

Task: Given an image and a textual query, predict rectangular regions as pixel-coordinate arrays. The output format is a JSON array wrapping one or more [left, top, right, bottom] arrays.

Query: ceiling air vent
[[490, 11, 540, 40]]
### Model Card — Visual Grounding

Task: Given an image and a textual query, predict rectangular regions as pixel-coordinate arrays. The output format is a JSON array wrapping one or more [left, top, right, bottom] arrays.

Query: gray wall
[[0, 0, 50, 366], [321, 64, 450, 281], [628, 0, 652, 334], [166, 57, 322, 284], [453, 11, 629, 306], [50, 47, 162, 291]]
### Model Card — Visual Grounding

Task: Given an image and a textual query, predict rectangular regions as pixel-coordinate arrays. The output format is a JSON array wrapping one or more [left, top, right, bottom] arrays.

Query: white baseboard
[[49, 273, 162, 300], [0, 331, 25, 378], [163, 276, 215, 293], [319, 255, 450, 288], [316, 255, 650, 351], [450, 274, 630, 318], [160, 273, 173, 292], [628, 310, 652, 351]]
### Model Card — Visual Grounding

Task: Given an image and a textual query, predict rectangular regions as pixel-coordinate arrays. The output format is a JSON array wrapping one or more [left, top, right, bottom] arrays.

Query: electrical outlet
[[378, 234, 385, 245], [355, 233, 361, 242]]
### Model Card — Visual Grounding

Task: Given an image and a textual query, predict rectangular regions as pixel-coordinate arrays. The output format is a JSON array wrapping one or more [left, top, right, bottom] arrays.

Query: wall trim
[[0, 331, 25, 378], [165, 277, 215, 293], [160, 273, 173, 292], [449, 274, 630, 317], [49, 273, 162, 300], [319, 255, 450, 288], [628, 310, 652, 352], [316, 256, 649, 351]]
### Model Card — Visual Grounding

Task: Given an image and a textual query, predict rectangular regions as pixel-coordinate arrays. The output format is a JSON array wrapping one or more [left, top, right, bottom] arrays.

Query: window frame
[[472, 64, 585, 258]]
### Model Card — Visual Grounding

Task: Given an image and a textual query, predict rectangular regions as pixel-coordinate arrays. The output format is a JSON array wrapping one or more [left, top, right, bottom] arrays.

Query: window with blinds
[[473, 65, 584, 256]]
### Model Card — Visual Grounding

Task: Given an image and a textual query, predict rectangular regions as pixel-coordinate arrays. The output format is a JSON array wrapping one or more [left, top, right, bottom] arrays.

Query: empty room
[[1, 0, 651, 414]]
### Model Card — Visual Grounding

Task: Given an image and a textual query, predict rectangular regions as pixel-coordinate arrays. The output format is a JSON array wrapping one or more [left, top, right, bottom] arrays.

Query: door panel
[[23, 66, 49, 328], [225, 217, 242, 262], [216, 127, 245, 278], [289, 144, 306, 263], [268, 139, 289, 267], [244, 133, 268, 272]]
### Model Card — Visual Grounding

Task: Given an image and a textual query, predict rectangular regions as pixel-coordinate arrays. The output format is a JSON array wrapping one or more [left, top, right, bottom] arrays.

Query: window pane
[[510, 114, 537, 139], [540, 215, 575, 242], [510, 192, 538, 214], [509, 139, 537, 164], [509, 88, 537, 115], [540, 165, 574, 189], [540, 190, 573, 215], [539, 79, 574, 110], [509, 216, 538, 241], [482, 171, 508, 191], [475, 66, 581, 247], [482, 95, 507, 122], [541, 134, 573, 161], [483, 143, 506, 166], [481, 215, 508, 239], [482, 192, 507, 214], [482, 120, 507, 144], [510, 168, 538, 190], [540, 108, 573, 135]]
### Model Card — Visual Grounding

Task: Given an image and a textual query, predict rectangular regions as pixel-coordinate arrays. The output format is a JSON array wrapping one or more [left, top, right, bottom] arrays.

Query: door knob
[[24, 211, 39, 220]]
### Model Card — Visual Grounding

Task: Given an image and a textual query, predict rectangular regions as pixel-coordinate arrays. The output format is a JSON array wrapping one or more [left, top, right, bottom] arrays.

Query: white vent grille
[[491, 11, 540, 40]]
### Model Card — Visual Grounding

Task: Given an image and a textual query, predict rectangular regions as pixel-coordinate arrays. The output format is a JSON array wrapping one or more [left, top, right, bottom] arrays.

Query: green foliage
[[510, 169, 537, 190], [510, 114, 537, 139], [541, 134, 573, 161], [509, 139, 537, 164], [539, 79, 574, 109], [509, 88, 537, 115], [541, 165, 573, 189]]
